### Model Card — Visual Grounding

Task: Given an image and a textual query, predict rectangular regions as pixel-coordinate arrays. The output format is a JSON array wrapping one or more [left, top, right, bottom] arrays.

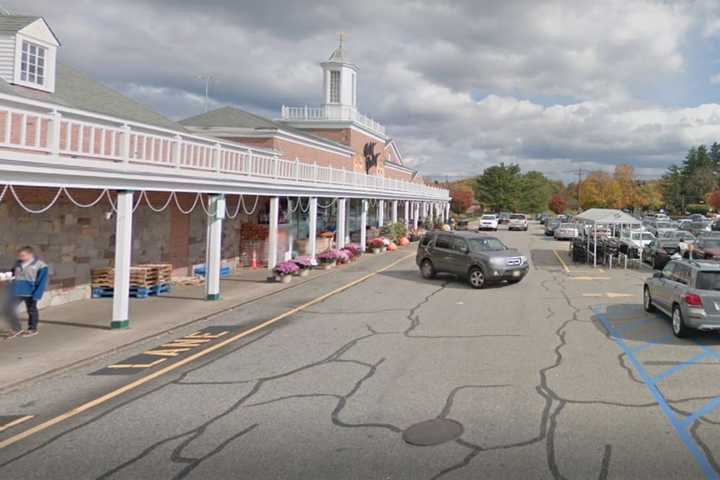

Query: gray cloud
[[7, 0, 720, 181]]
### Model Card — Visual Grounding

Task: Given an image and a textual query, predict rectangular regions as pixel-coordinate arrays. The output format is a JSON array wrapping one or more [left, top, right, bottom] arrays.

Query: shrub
[[381, 222, 407, 242], [342, 244, 362, 257], [273, 260, 299, 276], [686, 203, 710, 215], [336, 250, 350, 264]]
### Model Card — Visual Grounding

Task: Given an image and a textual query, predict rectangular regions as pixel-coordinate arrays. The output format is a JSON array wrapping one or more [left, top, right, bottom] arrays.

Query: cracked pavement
[[1, 225, 720, 479]]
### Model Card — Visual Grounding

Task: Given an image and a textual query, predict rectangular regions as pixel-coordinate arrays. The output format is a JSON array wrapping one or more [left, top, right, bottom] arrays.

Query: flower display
[[342, 243, 362, 258], [292, 256, 313, 269], [272, 260, 300, 276], [317, 249, 341, 263], [337, 250, 351, 264], [369, 238, 386, 248]]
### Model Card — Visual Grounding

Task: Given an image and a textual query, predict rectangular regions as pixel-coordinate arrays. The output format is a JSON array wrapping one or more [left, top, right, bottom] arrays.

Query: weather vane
[[338, 32, 345, 49]]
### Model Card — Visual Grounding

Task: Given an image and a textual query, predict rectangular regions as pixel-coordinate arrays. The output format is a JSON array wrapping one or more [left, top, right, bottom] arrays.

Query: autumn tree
[[548, 194, 567, 214], [450, 190, 474, 214], [707, 190, 720, 211]]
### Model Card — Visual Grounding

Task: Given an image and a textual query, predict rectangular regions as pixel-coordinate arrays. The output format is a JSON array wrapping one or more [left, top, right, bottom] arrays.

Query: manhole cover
[[402, 418, 464, 446]]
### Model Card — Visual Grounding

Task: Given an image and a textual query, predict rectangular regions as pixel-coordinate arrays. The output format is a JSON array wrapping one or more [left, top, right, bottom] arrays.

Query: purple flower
[[273, 260, 300, 276], [292, 256, 313, 269], [318, 249, 342, 263]]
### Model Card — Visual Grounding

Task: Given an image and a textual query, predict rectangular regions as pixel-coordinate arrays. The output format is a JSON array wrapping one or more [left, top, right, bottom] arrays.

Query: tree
[[516, 171, 561, 213], [613, 164, 639, 209], [450, 190, 473, 214], [579, 171, 623, 209], [475, 163, 522, 212], [548, 194, 567, 214], [707, 190, 720, 211]]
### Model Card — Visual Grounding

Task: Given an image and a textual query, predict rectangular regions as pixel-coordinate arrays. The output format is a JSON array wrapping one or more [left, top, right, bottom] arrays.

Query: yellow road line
[[0, 253, 415, 450], [553, 250, 570, 273], [0, 416, 33, 434]]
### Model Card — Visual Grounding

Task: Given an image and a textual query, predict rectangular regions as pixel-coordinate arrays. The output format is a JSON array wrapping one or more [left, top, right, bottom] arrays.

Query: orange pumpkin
[[398, 237, 410, 246], [387, 242, 398, 251]]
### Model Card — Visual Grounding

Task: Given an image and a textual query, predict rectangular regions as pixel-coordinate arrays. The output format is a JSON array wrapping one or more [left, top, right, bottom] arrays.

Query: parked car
[[619, 230, 656, 250], [478, 214, 499, 231], [646, 221, 676, 238], [416, 231, 529, 289], [545, 219, 560, 236], [554, 223, 579, 240], [456, 219, 470, 231], [508, 214, 529, 231], [685, 237, 720, 260], [498, 212, 511, 225], [643, 238, 683, 270], [689, 213, 708, 222], [688, 221, 712, 237], [644, 259, 720, 337]]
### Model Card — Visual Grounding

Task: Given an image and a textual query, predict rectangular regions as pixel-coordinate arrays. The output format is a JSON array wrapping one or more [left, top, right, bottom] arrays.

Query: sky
[[11, 0, 720, 181]]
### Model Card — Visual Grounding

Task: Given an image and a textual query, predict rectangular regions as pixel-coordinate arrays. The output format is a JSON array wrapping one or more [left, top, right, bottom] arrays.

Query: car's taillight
[[684, 293, 703, 307]]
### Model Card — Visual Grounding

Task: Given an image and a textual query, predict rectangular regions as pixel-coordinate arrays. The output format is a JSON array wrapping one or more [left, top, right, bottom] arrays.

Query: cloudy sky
[[12, 0, 720, 180]]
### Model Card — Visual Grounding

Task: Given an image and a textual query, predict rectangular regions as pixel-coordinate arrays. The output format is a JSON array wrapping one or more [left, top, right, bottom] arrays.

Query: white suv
[[509, 214, 528, 231], [479, 214, 499, 231]]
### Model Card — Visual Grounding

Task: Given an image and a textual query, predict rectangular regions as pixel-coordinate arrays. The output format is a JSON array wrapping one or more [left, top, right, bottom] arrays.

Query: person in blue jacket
[[4, 246, 48, 339]]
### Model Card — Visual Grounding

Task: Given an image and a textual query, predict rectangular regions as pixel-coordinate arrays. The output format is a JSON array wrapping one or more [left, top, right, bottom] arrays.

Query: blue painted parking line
[[627, 334, 675, 354], [681, 397, 720, 429], [651, 351, 711, 384], [593, 306, 720, 479]]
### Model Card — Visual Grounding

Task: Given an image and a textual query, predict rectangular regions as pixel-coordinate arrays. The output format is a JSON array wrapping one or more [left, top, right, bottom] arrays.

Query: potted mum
[[369, 238, 386, 254], [292, 256, 313, 277], [317, 249, 340, 269], [342, 243, 362, 260], [336, 250, 351, 265], [273, 260, 299, 283]]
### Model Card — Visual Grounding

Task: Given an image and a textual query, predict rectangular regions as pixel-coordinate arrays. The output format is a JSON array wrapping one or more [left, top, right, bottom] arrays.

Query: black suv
[[416, 231, 529, 288]]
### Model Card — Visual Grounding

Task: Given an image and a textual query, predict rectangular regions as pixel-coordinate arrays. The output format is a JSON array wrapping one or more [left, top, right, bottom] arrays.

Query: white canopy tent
[[573, 209, 643, 267]]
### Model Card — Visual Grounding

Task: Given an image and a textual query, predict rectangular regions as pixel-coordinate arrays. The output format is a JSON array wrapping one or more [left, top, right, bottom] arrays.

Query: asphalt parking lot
[[2, 222, 720, 479]]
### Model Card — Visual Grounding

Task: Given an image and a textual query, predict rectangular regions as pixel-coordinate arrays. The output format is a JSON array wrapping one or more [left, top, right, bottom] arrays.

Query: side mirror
[[653, 271, 663, 278]]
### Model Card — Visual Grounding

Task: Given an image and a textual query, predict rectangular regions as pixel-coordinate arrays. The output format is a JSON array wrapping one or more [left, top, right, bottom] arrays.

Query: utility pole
[[196, 74, 215, 113], [576, 168, 583, 211]]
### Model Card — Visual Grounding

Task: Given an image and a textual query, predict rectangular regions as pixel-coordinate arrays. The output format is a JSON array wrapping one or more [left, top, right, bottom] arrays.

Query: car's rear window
[[696, 271, 720, 291], [481, 215, 496, 220], [510, 214, 525, 219], [560, 223, 574, 228]]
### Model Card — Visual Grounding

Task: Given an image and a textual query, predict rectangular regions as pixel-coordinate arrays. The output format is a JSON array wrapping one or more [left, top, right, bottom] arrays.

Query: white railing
[[0, 95, 447, 200], [281, 104, 386, 136]]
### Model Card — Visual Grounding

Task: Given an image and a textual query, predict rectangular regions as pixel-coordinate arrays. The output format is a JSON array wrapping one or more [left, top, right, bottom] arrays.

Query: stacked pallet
[[91, 264, 173, 299]]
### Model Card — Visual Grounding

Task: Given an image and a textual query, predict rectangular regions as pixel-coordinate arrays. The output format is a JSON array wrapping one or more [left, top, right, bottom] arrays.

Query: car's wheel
[[643, 286, 655, 312], [420, 259, 436, 279], [672, 305, 689, 338], [652, 257, 661, 270], [468, 267, 486, 289]]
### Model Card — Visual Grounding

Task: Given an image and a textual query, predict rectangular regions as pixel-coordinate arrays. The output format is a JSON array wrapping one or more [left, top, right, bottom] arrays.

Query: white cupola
[[321, 34, 358, 108], [0, 16, 60, 93]]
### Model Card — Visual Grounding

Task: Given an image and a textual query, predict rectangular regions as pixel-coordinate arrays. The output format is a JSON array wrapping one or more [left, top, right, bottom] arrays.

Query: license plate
[[513, 270, 521, 277]]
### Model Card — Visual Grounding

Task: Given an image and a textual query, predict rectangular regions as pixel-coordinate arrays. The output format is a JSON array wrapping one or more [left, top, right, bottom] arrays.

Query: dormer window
[[20, 40, 46, 86]]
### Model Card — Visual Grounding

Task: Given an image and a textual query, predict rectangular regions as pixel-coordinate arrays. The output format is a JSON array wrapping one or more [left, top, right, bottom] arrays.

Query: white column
[[378, 200, 385, 227], [413, 202, 419, 229], [205, 194, 224, 301], [392, 200, 398, 224], [268, 196, 280, 270], [112, 191, 133, 329], [345, 199, 351, 244], [360, 199, 368, 251], [404, 201, 410, 227], [337, 198, 347, 249], [429, 202, 435, 224], [308, 197, 318, 263]]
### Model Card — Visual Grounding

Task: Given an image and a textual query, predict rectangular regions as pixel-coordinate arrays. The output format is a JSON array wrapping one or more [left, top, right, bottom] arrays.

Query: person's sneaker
[[20, 330, 38, 338], [4, 330, 23, 340]]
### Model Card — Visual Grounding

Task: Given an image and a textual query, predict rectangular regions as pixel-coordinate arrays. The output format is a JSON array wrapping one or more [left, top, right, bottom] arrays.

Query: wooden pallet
[[91, 264, 174, 289], [91, 283, 172, 299]]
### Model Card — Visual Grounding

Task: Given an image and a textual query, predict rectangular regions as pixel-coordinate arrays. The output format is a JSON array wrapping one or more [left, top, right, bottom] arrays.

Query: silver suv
[[643, 259, 720, 337]]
